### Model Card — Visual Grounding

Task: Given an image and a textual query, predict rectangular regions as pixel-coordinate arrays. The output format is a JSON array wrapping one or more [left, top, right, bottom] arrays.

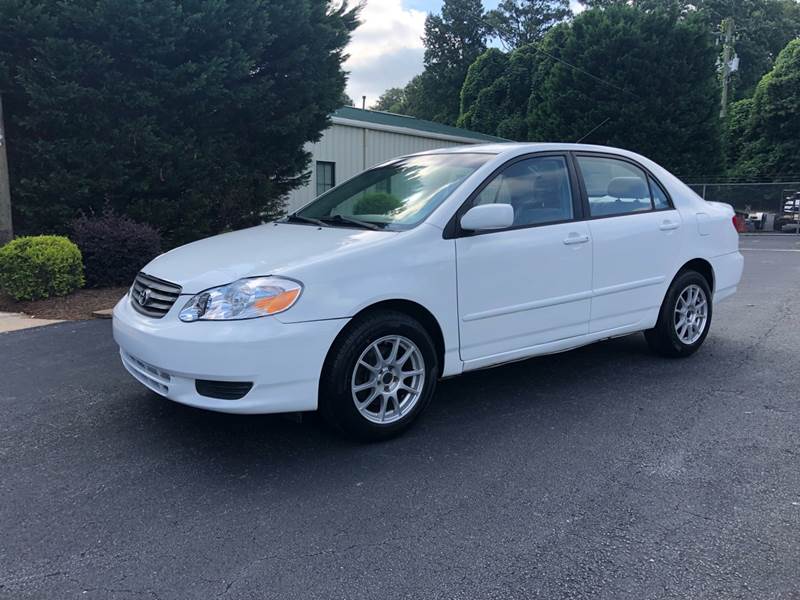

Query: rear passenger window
[[577, 156, 655, 217], [473, 156, 574, 227]]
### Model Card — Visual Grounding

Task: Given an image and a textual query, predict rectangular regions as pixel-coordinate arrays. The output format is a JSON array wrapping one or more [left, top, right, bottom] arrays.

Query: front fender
[[275, 224, 461, 375]]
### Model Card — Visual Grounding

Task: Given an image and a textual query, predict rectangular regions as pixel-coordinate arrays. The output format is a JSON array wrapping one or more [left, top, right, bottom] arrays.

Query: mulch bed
[[0, 286, 128, 320]]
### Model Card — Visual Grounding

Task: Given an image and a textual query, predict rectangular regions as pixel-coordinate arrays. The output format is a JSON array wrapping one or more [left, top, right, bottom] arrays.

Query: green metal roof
[[332, 106, 509, 143]]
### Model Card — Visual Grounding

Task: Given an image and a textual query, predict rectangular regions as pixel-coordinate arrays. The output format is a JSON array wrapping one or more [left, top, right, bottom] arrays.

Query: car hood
[[141, 222, 397, 294]]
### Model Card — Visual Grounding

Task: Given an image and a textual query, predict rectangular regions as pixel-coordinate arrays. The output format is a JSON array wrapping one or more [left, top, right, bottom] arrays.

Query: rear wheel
[[319, 310, 439, 441], [645, 270, 712, 358]]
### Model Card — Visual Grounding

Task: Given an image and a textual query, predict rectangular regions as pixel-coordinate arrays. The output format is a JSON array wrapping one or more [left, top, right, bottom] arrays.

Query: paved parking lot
[[1, 236, 799, 600]]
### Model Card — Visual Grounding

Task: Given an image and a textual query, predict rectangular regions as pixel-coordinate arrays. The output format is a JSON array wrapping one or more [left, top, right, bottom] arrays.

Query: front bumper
[[112, 295, 348, 414]]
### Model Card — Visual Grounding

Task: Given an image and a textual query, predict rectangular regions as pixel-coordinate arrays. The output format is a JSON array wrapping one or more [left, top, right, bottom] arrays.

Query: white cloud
[[570, 0, 585, 13], [344, 0, 585, 107], [344, 0, 427, 107]]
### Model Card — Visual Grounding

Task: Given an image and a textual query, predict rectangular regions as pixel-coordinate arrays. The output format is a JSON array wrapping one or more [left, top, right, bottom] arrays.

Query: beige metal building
[[284, 107, 507, 213]]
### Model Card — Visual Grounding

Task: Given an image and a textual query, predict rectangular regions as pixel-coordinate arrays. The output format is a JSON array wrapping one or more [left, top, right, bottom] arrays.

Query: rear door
[[454, 154, 593, 364], [574, 153, 682, 333]]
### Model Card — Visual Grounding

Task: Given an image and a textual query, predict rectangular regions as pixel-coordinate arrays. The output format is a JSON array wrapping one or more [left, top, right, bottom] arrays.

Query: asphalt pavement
[[1, 235, 799, 600]]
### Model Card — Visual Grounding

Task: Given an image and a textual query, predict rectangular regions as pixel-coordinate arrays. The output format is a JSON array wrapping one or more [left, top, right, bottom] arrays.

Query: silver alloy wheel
[[674, 284, 708, 345], [351, 335, 425, 425]]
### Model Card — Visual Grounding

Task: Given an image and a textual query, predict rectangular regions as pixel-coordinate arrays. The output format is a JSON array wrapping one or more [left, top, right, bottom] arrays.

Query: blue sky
[[345, 0, 583, 106]]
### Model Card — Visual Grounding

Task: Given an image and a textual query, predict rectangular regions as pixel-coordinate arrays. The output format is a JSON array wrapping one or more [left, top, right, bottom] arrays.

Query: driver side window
[[473, 156, 574, 227]]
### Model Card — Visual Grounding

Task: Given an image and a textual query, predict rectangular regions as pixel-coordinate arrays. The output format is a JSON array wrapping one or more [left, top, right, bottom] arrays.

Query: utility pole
[[0, 93, 12, 245], [720, 17, 735, 118]]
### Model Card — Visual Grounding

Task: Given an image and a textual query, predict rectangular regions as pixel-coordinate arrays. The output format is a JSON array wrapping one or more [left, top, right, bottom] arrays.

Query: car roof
[[410, 142, 641, 158]]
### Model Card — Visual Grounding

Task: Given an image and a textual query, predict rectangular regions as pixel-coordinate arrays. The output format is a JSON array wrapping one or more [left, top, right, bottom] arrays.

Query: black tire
[[645, 270, 713, 358], [318, 310, 439, 441]]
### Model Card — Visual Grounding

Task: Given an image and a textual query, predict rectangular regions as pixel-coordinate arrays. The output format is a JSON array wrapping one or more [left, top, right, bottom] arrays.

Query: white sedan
[[113, 143, 743, 440]]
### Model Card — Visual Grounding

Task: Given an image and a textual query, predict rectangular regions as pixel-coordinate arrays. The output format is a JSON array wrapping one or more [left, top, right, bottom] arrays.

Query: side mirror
[[460, 203, 514, 231]]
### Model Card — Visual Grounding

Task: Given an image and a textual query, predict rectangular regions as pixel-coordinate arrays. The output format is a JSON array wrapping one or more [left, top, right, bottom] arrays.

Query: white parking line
[[740, 247, 800, 252]]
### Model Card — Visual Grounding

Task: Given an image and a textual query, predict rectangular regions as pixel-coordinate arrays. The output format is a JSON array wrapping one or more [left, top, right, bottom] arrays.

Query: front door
[[455, 154, 593, 364]]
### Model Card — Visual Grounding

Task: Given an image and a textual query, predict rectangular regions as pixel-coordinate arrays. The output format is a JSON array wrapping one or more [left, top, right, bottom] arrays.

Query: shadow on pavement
[[122, 331, 704, 481]]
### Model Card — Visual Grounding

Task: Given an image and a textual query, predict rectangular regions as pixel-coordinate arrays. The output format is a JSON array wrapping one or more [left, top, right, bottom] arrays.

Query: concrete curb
[[0, 312, 64, 333]]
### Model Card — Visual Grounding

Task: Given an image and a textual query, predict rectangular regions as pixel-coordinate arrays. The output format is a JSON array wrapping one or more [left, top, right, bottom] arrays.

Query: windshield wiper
[[284, 214, 327, 227], [320, 214, 382, 230]]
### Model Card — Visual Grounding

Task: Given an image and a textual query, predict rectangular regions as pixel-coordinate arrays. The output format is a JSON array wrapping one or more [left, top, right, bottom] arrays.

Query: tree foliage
[[731, 39, 800, 179], [373, 74, 439, 119], [486, 0, 571, 49], [0, 0, 359, 246], [375, 0, 487, 123], [578, 0, 800, 100], [715, 0, 800, 99], [372, 87, 406, 112], [723, 98, 754, 169], [459, 49, 509, 129], [458, 46, 539, 140], [526, 6, 722, 178], [398, 0, 488, 124], [458, 6, 723, 177]]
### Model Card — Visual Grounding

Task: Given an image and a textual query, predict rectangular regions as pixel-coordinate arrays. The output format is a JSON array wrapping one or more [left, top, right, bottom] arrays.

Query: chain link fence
[[687, 182, 800, 233]]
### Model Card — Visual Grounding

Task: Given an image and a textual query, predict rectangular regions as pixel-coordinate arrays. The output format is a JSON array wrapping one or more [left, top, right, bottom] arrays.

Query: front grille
[[130, 271, 182, 318], [195, 380, 253, 400]]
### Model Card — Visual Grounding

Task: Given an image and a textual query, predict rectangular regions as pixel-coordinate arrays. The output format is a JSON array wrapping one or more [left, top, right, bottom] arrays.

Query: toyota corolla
[[113, 143, 744, 440]]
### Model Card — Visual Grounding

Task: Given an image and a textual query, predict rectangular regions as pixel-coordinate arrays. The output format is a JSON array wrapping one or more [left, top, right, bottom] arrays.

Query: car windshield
[[294, 153, 493, 230]]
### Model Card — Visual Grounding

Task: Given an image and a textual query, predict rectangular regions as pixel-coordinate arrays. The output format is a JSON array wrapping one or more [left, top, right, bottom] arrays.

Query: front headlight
[[179, 277, 302, 322]]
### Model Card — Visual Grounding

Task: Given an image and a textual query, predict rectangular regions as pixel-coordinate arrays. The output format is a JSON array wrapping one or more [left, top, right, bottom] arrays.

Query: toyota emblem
[[139, 288, 151, 306]]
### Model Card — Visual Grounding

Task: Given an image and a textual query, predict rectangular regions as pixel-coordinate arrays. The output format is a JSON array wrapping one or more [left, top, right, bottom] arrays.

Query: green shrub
[[0, 236, 84, 300], [354, 192, 402, 215]]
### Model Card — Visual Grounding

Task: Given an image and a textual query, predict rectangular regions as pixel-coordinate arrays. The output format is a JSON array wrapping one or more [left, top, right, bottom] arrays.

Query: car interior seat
[[602, 176, 651, 214], [508, 164, 571, 226]]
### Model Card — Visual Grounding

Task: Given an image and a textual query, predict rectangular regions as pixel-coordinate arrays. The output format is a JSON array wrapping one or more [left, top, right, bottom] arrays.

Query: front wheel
[[645, 270, 712, 358], [318, 310, 439, 441]]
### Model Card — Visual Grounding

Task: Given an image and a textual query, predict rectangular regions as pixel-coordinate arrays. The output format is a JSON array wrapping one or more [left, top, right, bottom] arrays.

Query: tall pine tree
[[0, 0, 359, 245], [419, 0, 488, 125]]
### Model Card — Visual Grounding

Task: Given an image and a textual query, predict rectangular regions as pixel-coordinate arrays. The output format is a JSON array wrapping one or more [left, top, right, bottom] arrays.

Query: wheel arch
[[321, 299, 446, 379], [677, 258, 715, 292], [655, 258, 715, 320]]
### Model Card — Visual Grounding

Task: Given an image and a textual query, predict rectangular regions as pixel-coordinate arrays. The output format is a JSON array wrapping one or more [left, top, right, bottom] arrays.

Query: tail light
[[732, 214, 746, 233]]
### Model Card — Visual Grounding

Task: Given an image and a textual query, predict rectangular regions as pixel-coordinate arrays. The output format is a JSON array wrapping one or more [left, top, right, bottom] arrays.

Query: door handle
[[659, 220, 680, 231], [563, 233, 590, 245]]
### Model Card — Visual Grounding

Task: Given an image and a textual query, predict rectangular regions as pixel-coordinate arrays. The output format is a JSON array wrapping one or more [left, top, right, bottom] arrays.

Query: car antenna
[[575, 117, 610, 143]]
